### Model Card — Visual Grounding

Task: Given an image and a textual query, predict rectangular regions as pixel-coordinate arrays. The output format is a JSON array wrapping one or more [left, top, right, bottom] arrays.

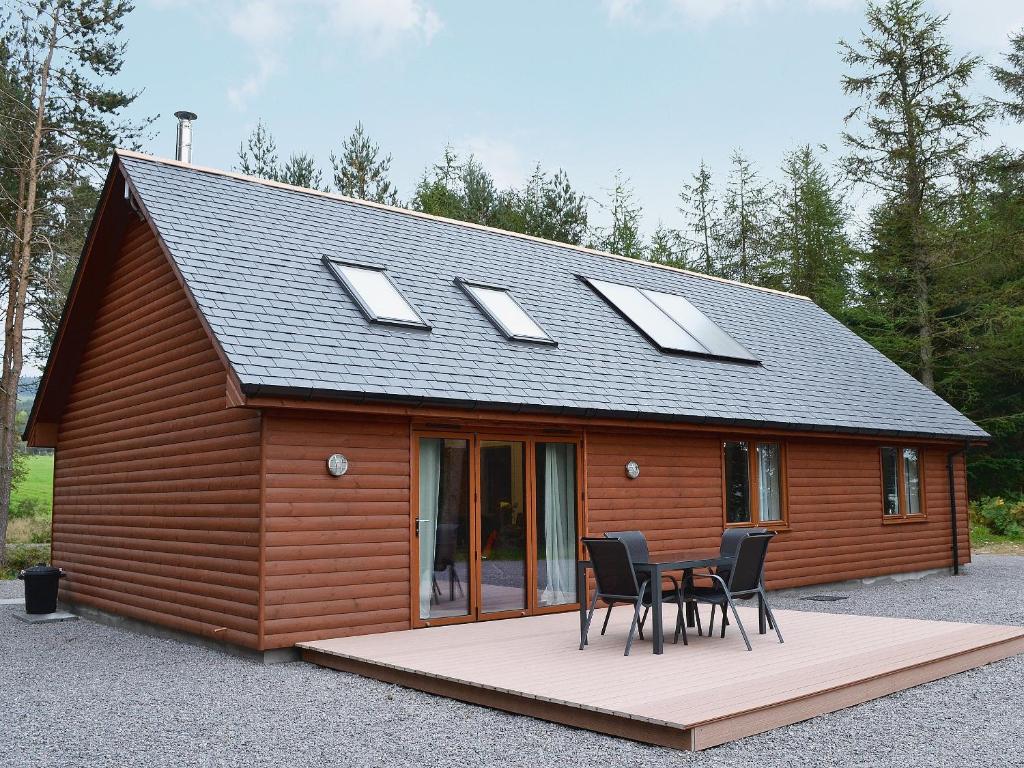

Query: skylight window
[[325, 258, 429, 328], [583, 277, 758, 362], [459, 280, 554, 344]]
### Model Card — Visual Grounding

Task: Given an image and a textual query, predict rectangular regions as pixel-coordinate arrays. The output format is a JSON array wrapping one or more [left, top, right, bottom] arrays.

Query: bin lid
[[19, 563, 63, 577]]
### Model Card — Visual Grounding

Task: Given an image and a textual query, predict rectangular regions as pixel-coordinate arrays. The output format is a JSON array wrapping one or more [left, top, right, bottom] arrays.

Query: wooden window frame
[[880, 446, 928, 524], [721, 439, 789, 530]]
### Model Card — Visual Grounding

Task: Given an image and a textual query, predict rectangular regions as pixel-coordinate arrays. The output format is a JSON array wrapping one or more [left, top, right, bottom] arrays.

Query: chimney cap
[[174, 110, 198, 121]]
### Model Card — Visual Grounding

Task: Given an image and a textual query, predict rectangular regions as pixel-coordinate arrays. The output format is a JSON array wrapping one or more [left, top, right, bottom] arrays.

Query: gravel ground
[[2, 555, 1022, 768]]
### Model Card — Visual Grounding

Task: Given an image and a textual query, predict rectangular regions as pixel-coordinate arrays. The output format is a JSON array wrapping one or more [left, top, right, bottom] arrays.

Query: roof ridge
[[115, 149, 811, 302]]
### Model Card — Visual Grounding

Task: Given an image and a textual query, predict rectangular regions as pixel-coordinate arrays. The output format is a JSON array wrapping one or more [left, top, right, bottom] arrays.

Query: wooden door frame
[[410, 428, 584, 629]]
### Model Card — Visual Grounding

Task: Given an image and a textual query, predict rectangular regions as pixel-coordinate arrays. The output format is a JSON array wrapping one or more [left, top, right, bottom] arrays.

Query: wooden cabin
[[25, 151, 987, 654]]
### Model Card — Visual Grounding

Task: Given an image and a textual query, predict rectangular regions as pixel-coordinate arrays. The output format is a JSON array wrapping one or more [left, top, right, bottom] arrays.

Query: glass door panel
[[536, 443, 578, 607], [417, 438, 471, 621], [479, 440, 527, 613]]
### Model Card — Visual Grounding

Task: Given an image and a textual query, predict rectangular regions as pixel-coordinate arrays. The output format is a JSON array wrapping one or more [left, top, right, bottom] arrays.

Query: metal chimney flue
[[174, 110, 197, 163]]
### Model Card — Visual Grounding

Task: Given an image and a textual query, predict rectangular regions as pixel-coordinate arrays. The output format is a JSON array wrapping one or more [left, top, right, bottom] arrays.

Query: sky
[[119, 0, 1024, 232]]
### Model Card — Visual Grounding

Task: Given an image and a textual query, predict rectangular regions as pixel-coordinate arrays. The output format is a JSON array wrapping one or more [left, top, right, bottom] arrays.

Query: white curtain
[[418, 439, 442, 619], [541, 444, 576, 606], [758, 443, 782, 522]]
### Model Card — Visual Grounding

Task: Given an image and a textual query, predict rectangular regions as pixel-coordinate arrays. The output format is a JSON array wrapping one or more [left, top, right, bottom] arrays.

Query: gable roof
[[37, 150, 989, 442]]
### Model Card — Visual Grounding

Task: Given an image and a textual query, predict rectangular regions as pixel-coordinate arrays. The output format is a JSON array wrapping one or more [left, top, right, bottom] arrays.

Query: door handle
[[415, 518, 431, 536]]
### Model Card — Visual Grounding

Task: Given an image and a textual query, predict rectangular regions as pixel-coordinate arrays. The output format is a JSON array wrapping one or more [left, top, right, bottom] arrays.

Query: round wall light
[[625, 460, 640, 480], [327, 453, 349, 477]]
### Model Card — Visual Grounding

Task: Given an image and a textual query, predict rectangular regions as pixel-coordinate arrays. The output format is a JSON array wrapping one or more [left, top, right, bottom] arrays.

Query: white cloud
[[156, 0, 442, 108], [458, 136, 527, 190], [324, 0, 442, 53], [227, 54, 278, 109], [603, 0, 860, 25], [228, 0, 290, 47]]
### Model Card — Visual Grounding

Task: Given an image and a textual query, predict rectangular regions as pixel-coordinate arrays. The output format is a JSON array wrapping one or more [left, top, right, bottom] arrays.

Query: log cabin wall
[[51, 218, 263, 649], [584, 431, 970, 590], [259, 411, 411, 649]]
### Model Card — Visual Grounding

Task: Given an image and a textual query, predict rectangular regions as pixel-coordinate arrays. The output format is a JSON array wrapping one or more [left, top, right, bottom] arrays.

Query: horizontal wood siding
[[584, 431, 968, 591], [52, 219, 262, 648], [261, 412, 411, 649]]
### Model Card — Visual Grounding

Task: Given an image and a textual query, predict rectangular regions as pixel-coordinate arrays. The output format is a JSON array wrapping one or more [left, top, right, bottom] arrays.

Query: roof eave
[[239, 382, 991, 444]]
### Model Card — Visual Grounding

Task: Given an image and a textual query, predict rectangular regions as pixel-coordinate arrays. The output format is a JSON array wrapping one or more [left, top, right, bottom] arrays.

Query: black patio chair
[[702, 527, 771, 636], [678, 532, 783, 651], [580, 537, 687, 655], [604, 530, 691, 638]]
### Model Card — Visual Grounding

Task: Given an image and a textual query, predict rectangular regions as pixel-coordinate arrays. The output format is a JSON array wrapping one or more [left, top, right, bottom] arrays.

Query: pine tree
[[991, 28, 1024, 122], [519, 166, 588, 245], [330, 122, 398, 205], [594, 171, 645, 260], [237, 120, 280, 181], [280, 153, 325, 191], [840, 0, 990, 389], [648, 224, 687, 269], [678, 161, 721, 276], [0, 1, 148, 563], [720, 150, 771, 283], [412, 146, 464, 219], [773, 145, 852, 312]]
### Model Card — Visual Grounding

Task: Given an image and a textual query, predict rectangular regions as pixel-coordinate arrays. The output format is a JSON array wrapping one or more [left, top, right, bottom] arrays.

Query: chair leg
[[721, 602, 728, 639], [580, 590, 600, 650], [691, 602, 703, 636], [638, 605, 649, 640], [601, 603, 614, 635], [708, 603, 716, 637], [726, 595, 752, 651], [760, 588, 784, 644], [625, 601, 643, 656], [673, 601, 687, 645]]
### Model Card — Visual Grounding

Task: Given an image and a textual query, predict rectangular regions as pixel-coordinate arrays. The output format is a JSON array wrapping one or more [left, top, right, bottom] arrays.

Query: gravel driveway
[[3, 555, 1022, 768]]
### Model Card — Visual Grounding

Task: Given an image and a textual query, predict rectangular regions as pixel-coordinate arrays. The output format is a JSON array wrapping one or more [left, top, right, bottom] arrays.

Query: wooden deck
[[299, 606, 1024, 751]]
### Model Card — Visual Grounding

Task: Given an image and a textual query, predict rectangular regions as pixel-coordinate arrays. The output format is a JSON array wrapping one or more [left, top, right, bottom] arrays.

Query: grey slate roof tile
[[120, 153, 987, 440]]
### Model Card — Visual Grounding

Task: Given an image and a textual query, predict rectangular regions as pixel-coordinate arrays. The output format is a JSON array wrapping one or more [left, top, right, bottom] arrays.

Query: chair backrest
[[717, 527, 769, 579], [583, 537, 641, 599], [604, 530, 650, 564], [727, 533, 774, 593]]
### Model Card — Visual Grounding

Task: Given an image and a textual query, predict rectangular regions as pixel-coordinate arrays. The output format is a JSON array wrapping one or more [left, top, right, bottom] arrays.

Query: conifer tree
[[840, 0, 990, 389], [280, 153, 325, 191], [330, 122, 398, 205], [678, 161, 721, 276], [720, 150, 771, 283], [991, 28, 1024, 121], [237, 120, 280, 181], [648, 223, 687, 269], [594, 171, 645, 260]]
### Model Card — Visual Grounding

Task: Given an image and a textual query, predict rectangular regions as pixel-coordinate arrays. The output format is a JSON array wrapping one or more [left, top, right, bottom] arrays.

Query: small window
[[459, 280, 554, 344], [582, 277, 758, 362], [881, 446, 925, 520], [723, 440, 786, 526], [325, 258, 429, 328]]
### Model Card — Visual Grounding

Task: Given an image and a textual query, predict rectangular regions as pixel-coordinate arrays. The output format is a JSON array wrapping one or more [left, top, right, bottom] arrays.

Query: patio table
[[577, 551, 767, 654]]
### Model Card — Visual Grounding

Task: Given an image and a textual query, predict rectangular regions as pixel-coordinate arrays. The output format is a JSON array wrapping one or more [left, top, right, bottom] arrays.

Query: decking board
[[299, 606, 1024, 750]]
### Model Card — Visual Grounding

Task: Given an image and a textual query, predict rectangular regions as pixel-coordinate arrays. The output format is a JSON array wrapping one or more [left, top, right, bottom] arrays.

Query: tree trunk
[[915, 264, 935, 390], [0, 12, 58, 565]]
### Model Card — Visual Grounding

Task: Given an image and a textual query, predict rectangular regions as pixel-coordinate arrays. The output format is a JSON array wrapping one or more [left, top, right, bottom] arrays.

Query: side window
[[881, 446, 924, 519]]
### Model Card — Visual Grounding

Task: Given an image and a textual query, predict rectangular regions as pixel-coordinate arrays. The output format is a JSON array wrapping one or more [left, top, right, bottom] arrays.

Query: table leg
[[651, 565, 664, 654], [578, 561, 587, 646]]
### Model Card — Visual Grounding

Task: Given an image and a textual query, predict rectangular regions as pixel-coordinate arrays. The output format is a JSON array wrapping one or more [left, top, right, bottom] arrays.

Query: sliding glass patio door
[[414, 433, 580, 626]]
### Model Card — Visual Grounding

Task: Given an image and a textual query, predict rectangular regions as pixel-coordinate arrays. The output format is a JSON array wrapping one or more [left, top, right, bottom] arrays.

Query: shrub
[[970, 496, 1024, 538], [9, 497, 47, 520], [0, 543, 50, 579]]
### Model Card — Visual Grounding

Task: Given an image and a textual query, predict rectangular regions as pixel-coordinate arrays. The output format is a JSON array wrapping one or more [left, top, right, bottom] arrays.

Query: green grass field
[[14, 454, 54, 513]]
